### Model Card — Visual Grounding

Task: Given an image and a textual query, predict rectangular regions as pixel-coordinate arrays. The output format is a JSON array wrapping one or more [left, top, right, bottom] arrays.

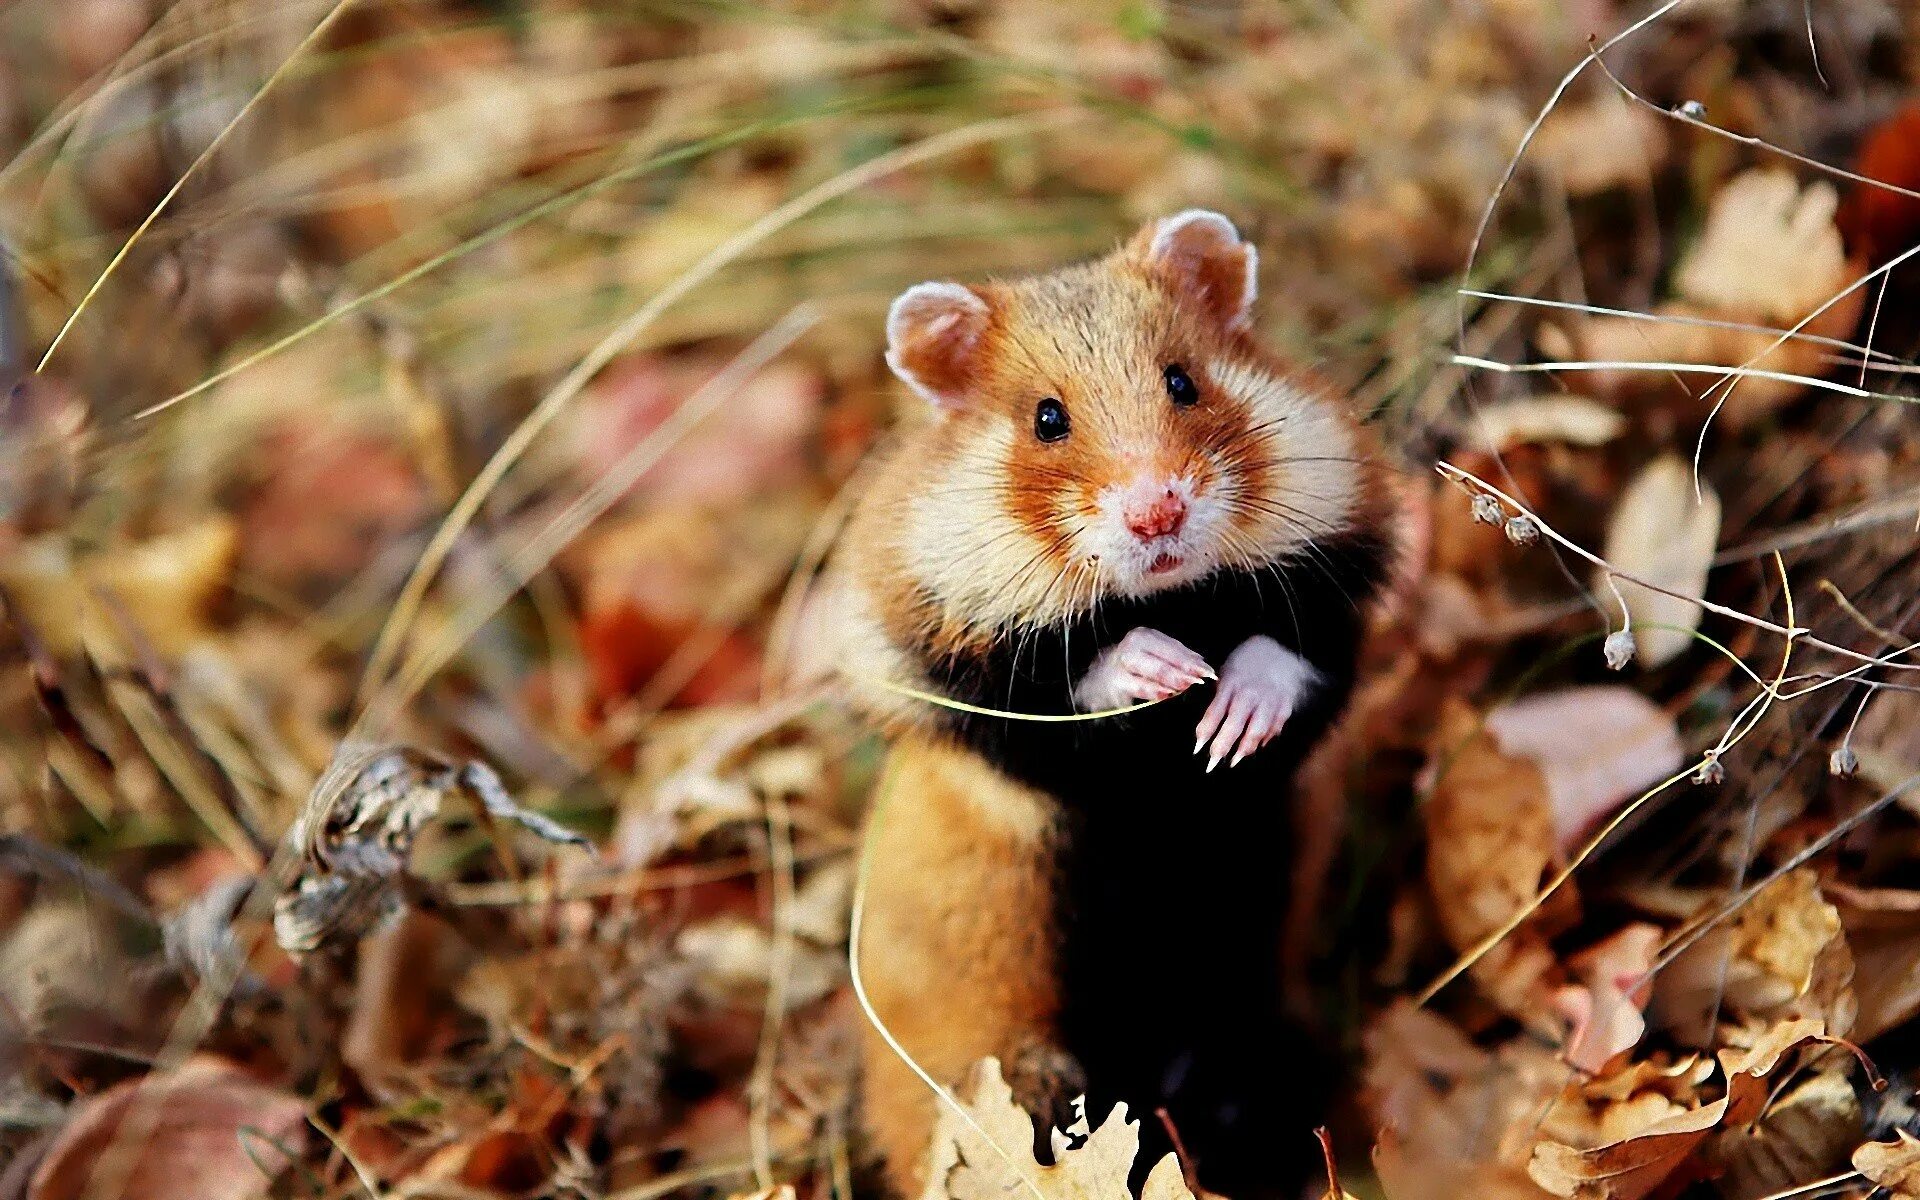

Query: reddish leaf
[[28, 1058, 307, 1200], [1840, 105, 1920, 267]]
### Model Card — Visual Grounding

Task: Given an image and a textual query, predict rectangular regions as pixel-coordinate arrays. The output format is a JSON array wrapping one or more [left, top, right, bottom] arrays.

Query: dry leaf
[[1470, 395, 1627, 452], [1675, 170, 1851, 321], [1531, 100, 1666, 197], [1652, 872, 1856, 1042], [1840, 104, 1920, 266], [274, 742, 589, 954], [676, 916, 843, 1010], [342, 909, 477, 1100], [1856, 1131, 1920, 1198], [1718, 1016, 1829, 1126], [0, 902, 140, 1031], [1552, 923, 1660, 1074], [1423, 699, 1559, 951], [1422, 699, 1589, 1023], [0, 520, 237, 658], [1526, 1096, 1725, 1200], [1363, 1001, 1567, 1178], [1714, 1070, 1858, 1200], [27, 1058, 307, 1200], [1829, 882, 1920, 1040], [1484, 686, 1685, 854], [1600, 456, 1720, 668], [918, 1058, 1195, 1200], [1375, 1132, 1554, 1200], [1539, 168, 1867, 421]]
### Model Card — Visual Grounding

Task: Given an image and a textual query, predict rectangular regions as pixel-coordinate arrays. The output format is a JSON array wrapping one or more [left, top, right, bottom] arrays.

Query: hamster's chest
[[995, 687, 1308, 815]]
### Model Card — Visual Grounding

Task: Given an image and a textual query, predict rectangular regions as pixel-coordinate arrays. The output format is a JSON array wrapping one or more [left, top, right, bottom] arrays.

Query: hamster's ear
[[886, 281, 991, 411], [1131, 209, 1258, 331]]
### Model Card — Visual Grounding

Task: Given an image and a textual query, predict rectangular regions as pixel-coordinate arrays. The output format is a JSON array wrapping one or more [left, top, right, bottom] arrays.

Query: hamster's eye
[[1164, 364, 1199, 408], [1034, 397, 1070, 443]]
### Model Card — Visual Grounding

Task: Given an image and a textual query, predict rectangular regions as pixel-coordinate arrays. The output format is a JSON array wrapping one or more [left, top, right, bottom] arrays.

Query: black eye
[[1034, 397, 1070, 443], [1164, 364, 1199, 408]]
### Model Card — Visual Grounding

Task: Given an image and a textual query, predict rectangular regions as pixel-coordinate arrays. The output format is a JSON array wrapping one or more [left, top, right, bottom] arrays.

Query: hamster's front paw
[[1194, 635, 1322, 771], [1073, 627, 1214, 712], [1004, 1038, 1089, 1159]]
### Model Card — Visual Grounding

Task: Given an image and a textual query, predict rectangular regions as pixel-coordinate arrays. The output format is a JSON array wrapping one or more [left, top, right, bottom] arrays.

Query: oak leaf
[[918, 1058, 1195, 1200]]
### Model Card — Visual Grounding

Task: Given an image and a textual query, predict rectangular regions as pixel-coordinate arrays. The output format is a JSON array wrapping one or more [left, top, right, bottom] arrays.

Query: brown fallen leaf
[[1856, 1131, 1920, 1198], [342, 909, 478, 1102], [1828, 882, 1920, 1041], [1526, 1095, 1726, 1200], [0, 519, 237, 659], [1540, 168, 1867, 423], [27, 1057, 308, 1200], [1651, 871, 1856, 1042], [1600, 456, 1720, 669], [1421, 699, 1571, 1021], [1674, 170, 1852, 323], [1713, 1069, 1858, 1200], [1840, 104, 1920, 266], [1718, 1016, 1830, 1127], [1483, 687, 1685, 855], [918, 1058, 1195, 1200], [1363, 1001, 1568, 1183], [1468, 395, 1627, 453], [1375, 1131, 1554, 1200]]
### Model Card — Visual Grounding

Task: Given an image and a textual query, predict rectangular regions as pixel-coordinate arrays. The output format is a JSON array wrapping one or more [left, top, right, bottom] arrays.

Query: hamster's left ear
[[1131, 209, 1258, 331]]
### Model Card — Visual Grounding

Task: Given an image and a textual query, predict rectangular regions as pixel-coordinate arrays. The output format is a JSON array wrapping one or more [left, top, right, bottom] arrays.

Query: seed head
[[1829, 745, 1858, 778]]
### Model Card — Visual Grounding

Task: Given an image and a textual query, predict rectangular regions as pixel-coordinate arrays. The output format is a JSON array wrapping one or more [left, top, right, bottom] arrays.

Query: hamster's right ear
[[886, 281, 991, 411]]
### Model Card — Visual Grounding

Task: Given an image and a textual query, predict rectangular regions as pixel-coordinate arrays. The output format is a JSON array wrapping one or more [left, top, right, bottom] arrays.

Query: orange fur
[[859, 734, 1062, 1195]]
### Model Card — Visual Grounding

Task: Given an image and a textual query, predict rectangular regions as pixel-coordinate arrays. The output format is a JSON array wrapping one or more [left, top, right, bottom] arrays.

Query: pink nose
[[1124, 491, 1187, 540]]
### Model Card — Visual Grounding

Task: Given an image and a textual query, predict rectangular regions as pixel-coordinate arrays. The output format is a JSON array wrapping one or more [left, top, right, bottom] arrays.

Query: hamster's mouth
[[1147, 552, 1182, 575]]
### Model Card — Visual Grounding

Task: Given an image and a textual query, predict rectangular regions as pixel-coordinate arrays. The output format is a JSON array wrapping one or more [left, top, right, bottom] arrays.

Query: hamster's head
[[882, 210, 1367, 633]]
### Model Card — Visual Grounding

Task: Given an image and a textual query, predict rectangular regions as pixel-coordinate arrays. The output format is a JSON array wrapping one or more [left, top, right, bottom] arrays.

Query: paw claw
[[1190, 636, 1318, 769], [1075, 627, 1214, 712]]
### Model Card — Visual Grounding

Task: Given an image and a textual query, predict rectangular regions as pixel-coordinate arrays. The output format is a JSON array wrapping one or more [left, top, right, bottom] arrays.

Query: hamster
[[834, 211, 1394, 1199]]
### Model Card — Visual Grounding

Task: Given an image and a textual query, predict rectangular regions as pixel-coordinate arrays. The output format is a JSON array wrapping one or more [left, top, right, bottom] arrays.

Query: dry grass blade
[[369, 304, 821, 718], [36, 0, 360, 372], [352, 108, 1080, 729]]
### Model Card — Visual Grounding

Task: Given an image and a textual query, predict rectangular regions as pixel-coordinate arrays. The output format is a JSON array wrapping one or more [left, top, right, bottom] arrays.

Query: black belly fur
[[920, 533, 1387, 1198]]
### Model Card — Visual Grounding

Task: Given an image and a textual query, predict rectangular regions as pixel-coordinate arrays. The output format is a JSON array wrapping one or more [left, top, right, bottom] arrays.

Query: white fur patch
[[902, 419, 1086, 632], [885, 281, 989, 409], [1206, 359, 1359, 564]]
